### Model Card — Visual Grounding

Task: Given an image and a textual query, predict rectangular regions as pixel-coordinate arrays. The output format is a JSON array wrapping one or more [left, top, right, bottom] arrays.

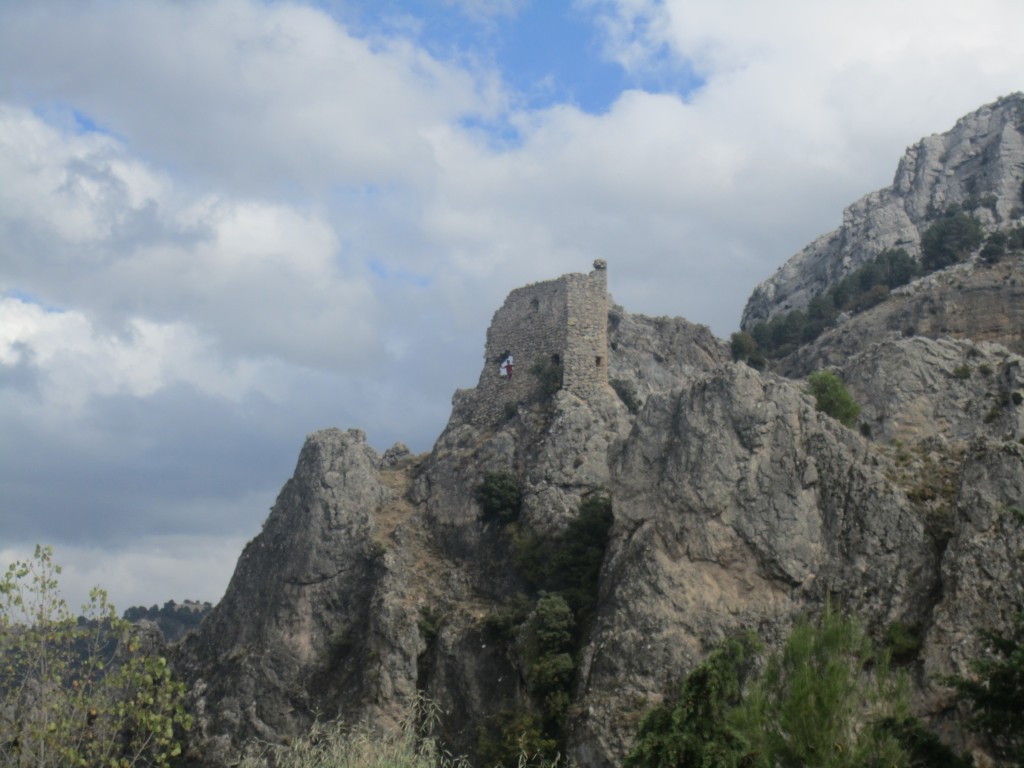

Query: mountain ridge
[[742, 91, 1024, 331], [172, 96, 1024, 767]]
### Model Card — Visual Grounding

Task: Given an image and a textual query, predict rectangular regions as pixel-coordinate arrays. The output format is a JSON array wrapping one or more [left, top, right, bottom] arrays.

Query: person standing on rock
[[500, 352, 514, 381]]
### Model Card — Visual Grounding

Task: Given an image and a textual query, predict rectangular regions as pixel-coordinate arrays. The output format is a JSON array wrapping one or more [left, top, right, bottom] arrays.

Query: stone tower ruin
[[451, 260, 609, 427]]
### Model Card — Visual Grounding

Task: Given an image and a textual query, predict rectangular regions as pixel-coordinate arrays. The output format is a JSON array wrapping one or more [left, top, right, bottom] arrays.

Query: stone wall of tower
[[450, 261, 609, 429], [563, 260, 608, 398]]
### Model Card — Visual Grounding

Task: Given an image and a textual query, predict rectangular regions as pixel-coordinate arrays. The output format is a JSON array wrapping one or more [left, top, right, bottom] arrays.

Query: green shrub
[[874, 717, 974, 768], [745, 248, 921, 363], [808, 370, 862, 428], [476, 471, 522, 526], [628, 607, 967, 768], [730, 604, 912, 768], [624, 632, 761, 768], [0, 546, 191, 768], [513, 493, 613, 628], [885, 621, 925, 665], [481, 594, 531, 643], [523, 594, 576, 726], [477, 595, 578, 768], [531, 357, 563, 401], [475, 710, 558, 768], [549, 494, 613, 624], [1008, 226, 1024, 251], [418, 606, 444, 645], [730, 331, 758, 362], [921, 211, 984, 271], [851, 283, 890, 313], [982, 231, 1008, 263], [485, 495, 614, 764]]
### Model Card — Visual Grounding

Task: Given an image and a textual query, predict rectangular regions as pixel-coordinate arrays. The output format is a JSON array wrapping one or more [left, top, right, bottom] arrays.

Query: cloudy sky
[[2, 0, 1022, 613]]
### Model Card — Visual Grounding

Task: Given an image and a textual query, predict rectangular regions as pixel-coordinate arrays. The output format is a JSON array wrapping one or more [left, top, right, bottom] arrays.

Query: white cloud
[[0, 299, 269, 416], [3, 0, 1024, 610], [578, 0, 672, 74], [0, 106, 380, 370], [0, 534, 251, 614], [0, 0, 497, 195]]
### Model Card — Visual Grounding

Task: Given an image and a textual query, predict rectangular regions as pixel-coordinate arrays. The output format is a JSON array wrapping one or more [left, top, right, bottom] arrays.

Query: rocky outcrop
[[607, 305, 729, 398], [176, 300, 1024, 766], [921, 438, 1024, 749], [571, 363, 934, 762], [175, 429, 420, 762], [773, 253, 1024, 377], [843, 337, 1024, 446], [742, 92, 1024, 328], [175, 99, 1024, 768]]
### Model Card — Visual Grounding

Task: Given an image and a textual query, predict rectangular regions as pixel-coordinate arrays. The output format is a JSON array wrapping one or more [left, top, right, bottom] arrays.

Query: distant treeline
[[123, 599, 213, 642], [733, 211, 1024, 366]]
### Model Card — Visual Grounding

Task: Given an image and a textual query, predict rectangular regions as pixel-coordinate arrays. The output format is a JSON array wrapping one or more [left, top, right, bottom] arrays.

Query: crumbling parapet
[[452, 261, 610, 428]]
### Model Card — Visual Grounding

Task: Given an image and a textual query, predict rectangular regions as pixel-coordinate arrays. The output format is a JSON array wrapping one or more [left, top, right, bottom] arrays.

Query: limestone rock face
[[175, 429, 405, 762], [571, 363, 934, 762], [175, 100, 1024, 768], [177, 311, 1022, 765], [842, 337, 1024, 445], [742, 93, 1024, 329], [607, 305, 729, 397], [924, 439, 1024, 685]]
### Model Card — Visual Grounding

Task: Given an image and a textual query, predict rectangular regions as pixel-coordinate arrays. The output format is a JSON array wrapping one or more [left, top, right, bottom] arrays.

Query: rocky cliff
[[742, 92, 1024, 331], [175, 98, 1024, 767]]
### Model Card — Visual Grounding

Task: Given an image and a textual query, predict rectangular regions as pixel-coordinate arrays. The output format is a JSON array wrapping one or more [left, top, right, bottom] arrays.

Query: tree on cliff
[[625, 632, 761, 768], [921, 211, 984, 271], [808, 370, 861, 428], [0, 545, 191, 768], [730, 605, 912, 767], [626, 606, 970, 768]]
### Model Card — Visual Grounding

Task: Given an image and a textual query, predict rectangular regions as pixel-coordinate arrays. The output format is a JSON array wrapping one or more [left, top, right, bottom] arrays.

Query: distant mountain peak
[[742, 92, 1024, 329]]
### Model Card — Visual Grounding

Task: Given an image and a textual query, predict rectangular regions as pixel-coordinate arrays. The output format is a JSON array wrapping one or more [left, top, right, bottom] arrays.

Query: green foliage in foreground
[[626, 605, 971, 768], [731, 604, 910, 767], [808, 369, 862, 428], [238, 697, 472, 768], [625, 632, 761, 768], [239, 695, 570, 768], [0, 545, 191, 768]]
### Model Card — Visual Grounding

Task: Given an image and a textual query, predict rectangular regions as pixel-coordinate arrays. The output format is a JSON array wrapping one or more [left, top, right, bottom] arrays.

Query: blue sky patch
[[368, 260, 432, 287], [72, 108, 105, 134], [6, 289, 64, 313], [328, 0, 641, 114]]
